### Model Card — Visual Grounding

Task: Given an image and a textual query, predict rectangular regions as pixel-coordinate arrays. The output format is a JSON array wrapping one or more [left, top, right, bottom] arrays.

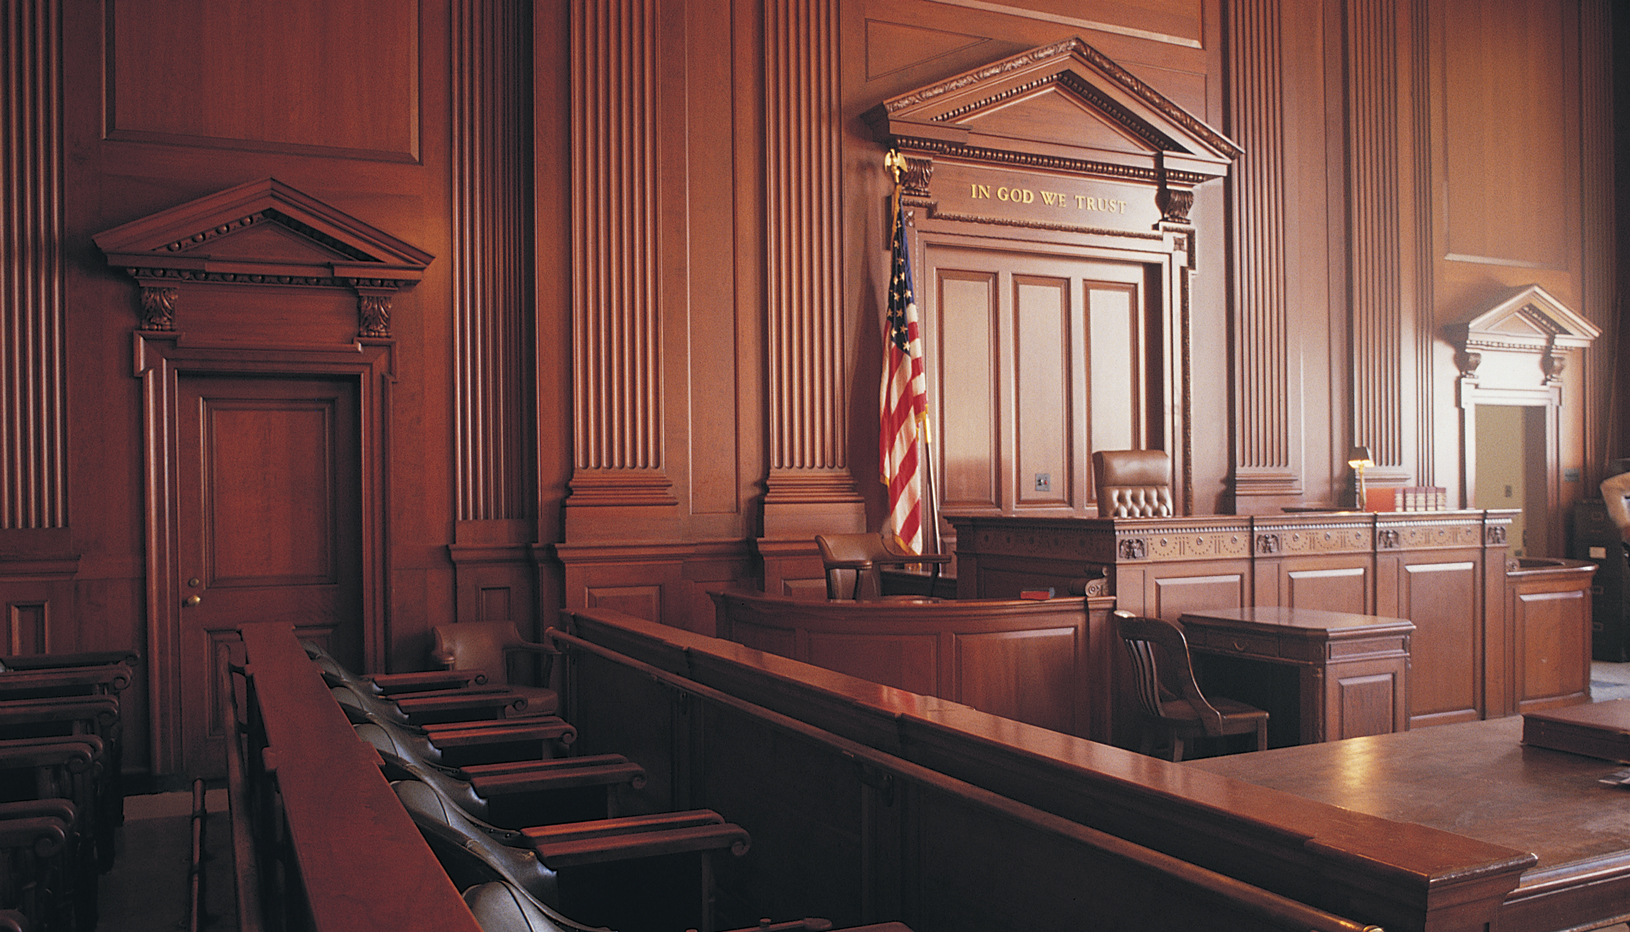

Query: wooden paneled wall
[[0, 0, 1620, 781]]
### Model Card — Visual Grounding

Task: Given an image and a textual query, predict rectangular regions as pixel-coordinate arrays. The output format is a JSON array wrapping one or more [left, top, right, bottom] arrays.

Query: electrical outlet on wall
[[1035, 472, 1051, 492]]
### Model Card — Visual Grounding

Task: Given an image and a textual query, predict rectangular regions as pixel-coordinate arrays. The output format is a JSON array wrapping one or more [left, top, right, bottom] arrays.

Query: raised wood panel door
[[176, 375, 362, 776], [926, 245, 1157, 516]]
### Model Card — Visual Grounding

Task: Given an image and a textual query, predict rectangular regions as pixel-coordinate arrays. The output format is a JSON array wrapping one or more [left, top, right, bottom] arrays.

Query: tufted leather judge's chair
[[1093, 450, 1174, 518]]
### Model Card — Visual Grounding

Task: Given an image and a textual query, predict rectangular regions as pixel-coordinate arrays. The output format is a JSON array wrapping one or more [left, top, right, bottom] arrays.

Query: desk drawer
[[1189, 628, 1280, 658]]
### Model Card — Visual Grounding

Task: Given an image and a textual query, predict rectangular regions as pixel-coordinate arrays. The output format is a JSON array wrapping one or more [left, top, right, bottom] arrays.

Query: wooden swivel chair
[[1113, 611, 1267, 762], [1093, 450, 1174, 518], [432, 621, 561, 717], [814, 532, 951, 600]]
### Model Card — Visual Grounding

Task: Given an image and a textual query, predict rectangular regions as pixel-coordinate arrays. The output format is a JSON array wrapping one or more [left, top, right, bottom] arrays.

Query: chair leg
[[1253, 720, 1268, 752], [1169, 735, 1185, 763]]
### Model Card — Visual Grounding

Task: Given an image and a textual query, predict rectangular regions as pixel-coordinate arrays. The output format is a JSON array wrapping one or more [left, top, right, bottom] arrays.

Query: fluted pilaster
[[568, 0, 670, 505], [453, 0, 533, 522], [0, 0, 65, 530], [1347, 0, 1407, 475], [1227, 0, 1296, 499], [761, 0, 862, 534]]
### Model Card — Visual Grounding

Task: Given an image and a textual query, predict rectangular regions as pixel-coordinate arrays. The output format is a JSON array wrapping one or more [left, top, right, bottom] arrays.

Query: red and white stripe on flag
[[880, 200, 927, 553]]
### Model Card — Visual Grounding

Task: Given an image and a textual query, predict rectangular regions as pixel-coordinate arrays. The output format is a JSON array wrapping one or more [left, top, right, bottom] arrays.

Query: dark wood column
[[0, 0, 77, 649], [448, 0, 539, 636], [758, 0, 866, 595]]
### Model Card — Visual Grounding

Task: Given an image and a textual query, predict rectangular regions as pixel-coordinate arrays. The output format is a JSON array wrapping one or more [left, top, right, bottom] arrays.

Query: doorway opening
[[1471, 403, 1553, 557]]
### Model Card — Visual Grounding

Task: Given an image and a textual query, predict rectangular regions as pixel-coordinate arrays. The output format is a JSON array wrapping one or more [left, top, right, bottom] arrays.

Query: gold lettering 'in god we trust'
[[970, 183, 1130, 214]]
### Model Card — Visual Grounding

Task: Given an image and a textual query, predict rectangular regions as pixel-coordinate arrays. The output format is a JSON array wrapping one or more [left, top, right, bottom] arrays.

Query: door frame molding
[[134, 332, 395, 773]]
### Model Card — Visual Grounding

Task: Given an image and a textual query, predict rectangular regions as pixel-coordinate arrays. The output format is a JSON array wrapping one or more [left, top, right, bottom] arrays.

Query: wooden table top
[[1189, 715, 1630, 879], [1181, 605, 1415, 633]]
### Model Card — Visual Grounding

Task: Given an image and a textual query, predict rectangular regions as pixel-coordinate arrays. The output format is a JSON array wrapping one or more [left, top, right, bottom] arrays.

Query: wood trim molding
[[1, 0, 67, 530], [93, 177, 433, 340], [131, 333, 395, 773]]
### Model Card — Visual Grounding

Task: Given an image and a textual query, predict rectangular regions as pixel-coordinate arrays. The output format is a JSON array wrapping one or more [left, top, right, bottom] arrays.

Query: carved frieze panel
[[94, 178, 433, 341]]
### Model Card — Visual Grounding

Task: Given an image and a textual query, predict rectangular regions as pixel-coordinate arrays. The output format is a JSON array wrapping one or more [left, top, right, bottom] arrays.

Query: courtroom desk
[[710, 588, 1117, 742], [1179, 606, 1412, 746], [948, 510, 1516, 732], [1190, 716, 1630, 932]]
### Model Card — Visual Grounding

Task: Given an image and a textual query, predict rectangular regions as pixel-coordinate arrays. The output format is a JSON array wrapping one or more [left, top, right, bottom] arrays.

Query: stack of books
[[1365, 486, 1448, 512]]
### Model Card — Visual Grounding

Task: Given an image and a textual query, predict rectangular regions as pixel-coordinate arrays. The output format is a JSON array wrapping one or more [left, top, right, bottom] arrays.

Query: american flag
[[880, 199, 928, 553]]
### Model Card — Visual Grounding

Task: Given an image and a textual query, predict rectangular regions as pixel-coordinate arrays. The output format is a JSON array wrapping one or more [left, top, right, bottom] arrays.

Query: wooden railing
[[553, 608, 1469, 932], [222, 621, 483, 932]]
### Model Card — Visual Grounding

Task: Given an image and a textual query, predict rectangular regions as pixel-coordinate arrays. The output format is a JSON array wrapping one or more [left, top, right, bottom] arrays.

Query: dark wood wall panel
[[1577, 0, 1615, 480], [1439, 0, 1569, 269], [105, 0, 419, 160]]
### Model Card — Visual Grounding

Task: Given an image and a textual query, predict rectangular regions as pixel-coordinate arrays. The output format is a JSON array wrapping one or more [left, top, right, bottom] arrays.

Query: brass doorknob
[[184, 595, 202, 606]]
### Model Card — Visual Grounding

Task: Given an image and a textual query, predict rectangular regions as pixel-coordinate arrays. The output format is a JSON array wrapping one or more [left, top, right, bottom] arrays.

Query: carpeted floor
[[1593, 659, 1630, 701], [99, 786, 234, 932]]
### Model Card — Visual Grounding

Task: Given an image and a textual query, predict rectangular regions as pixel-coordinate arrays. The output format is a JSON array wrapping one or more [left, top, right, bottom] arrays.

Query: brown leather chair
[[814, 532, 951, 601], [1092, 450, 1174, 518], [1113, 611, 1267, 762], [432, 622, 560, 717]]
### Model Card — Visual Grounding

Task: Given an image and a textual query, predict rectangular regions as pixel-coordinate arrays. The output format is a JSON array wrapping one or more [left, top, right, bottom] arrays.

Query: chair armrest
[[0, 664, 134, 698], [463, 754, 647, 795], [390, 690, 528, 720], [368, 669, 490, 693], [521, 811, 751, 866], [0, 735, 103, 774], [0, 798, 77, 827], [0, 650, 139, 670], [0, 696, 120, 732], [420, 716, 577, 748], [0, 814, 70, 858]]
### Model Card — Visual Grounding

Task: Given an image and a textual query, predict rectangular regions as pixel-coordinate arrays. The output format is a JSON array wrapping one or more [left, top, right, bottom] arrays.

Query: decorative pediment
[[94, 178, 434, 337], [1445, 284, 1601, 383], [865, 37, 1240, 209]]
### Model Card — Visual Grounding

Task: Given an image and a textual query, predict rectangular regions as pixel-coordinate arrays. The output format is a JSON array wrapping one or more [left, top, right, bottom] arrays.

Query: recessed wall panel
[[1016, 277, 1070, 506], [106, 0, 420, 159], [937, 270, 999, 509]]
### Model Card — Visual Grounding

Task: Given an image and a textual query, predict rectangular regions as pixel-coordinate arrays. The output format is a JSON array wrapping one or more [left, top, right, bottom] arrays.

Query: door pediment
[[866, 37, 1239, 186], [1446, 284, 1601, 386], [94, 178, 433, 337]]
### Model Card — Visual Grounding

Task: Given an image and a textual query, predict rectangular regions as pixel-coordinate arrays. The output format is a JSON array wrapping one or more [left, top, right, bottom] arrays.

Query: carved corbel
[[1540, 338, 1565, 384], [138, 284, 178, 332], [900, 154, 933, 199], [1156, 186, 1194, 224], [1454, 349, 1482, 379], [350, 282, 398, 338]]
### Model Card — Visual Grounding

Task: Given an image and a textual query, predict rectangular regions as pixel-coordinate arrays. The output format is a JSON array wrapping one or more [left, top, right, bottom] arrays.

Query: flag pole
[[884, 150, 943, 557]]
